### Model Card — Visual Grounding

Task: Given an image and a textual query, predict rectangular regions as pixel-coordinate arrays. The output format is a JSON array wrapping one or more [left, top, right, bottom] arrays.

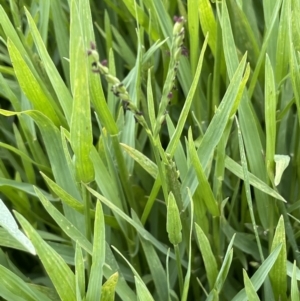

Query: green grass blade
[[198, 0, 217, 57], [269, 216, 287, 301], [221, 0, 272, 229], [182, 53, 248, 207], [236, 116, 264, 261], [243, 270, 260, 301], [7, 39, 64, 127], [224, 156, 286, 202], [101, 272, 119, 301], [0, 198, 35, 255], [181, 190, 194, 301], [15, 212, 76, 301], [132, 211, 169, 301], [51, 0, 70, 85], [0, 265, 49, 301], [166, 33, 209, 156], [188, 129, 219, 216], [232, 244, 282, 301], [75, 244, 85, 301], [195, 223, 218, 290], [86, 185, 179, 261], [291, 261, 300, 301], [265, 55, 276, 180], [34, 187, 93, 255], [25, 8, 73, 124], [86, 201, 105, 301], [112, 246, 154, 301]]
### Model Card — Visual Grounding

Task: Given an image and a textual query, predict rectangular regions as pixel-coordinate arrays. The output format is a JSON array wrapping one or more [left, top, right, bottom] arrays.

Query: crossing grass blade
[[14, 212, 77, 301]]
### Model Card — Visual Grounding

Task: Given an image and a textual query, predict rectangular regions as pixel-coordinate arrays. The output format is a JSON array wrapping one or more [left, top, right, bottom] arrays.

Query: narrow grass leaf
[[132, 211, 168, 301], [0, 265, 46, 301], [182, 53, 247, 207], [86, 186, 179, 261], [248, 0, 282, 98], [86, 201, 105, 301], [214, 235, 235, 293], [222, 0, 271, 229], [224, 156, 286, 202], [34, 187, 93, 255], [181, 190, 194, 301], [291, 261, 300, 301], [274, 155, 290, 186], [135, 276, 155, 301], [221, 221, 261, 261], [147, 69, 156, 131], [194, 223, 218, 290], [167, 192, 182, 245], [275, 0, 290, 83], [232, 244, 282, 301], [104, 243, 137, 301], [265, 55, 276, 179], [120, 143, 158, 178], [243, 270, 260, 301], [112, 246, 154, 301], [227, 0, 260, 66], [51, 0, 70, 84], [269, 216, 287, 301], [25, 8, 73, 124], [199, 0, 217, 56], [236, 116, 264, 261], [188, 129, 219, 216], [75, 244, 85, 300], [0, 198, 35, 255], [188, 0, 200, 74], [0, 6, 28, 58], [101, 272, 118, 301], [14, 212, 76, 301], [41, 173, 84, 212], [70, 0, 94, 183], [166, 116, 188, 180], [167, 34, 208, 156], [7, 39, 63, 127]]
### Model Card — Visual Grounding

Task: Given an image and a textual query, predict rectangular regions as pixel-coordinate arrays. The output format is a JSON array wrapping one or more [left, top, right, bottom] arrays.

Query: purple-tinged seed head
[[101, 59, 108, 66], [167, 92, 173, 99], [173, 16, 184, 23], [90, 41, 96, 50], [181, 46, 189, 57]]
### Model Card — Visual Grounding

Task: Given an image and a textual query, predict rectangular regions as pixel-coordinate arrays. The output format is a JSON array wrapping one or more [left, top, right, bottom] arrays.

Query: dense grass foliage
[[0, 0, 299, 300]]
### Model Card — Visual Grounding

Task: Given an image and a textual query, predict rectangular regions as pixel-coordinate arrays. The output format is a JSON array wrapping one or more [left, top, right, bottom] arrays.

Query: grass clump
[[0, 0, 299, 300]]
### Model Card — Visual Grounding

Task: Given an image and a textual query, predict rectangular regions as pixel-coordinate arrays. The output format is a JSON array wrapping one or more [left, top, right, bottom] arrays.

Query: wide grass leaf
[[24, 8, 73, 122], [195, 223, 218, 290], [14, 212, 76, 301], [269, 216, 287, 301], [70, 0, 94, 183], [7, 39, 63, 127], [101, 272, 118, 301]]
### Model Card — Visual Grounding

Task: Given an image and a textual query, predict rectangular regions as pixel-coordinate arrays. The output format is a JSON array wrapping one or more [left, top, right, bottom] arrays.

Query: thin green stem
[[174, 244, 184, 296]]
